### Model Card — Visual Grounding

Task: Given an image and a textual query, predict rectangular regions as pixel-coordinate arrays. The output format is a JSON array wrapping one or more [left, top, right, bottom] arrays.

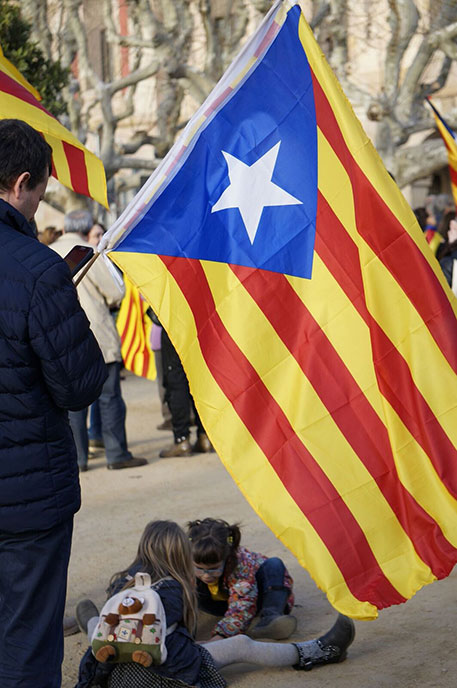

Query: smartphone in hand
[[63, 245, 94, 277]]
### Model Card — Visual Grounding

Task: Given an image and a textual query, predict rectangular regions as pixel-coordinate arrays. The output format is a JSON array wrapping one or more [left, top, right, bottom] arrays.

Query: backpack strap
[[151, 576, 178, 635], [151, 575, 175, 587]]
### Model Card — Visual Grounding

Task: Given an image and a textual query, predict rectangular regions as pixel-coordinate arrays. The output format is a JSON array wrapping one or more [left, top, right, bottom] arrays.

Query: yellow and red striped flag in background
[[116, 275, 156, 381], [0, 44, 108, 208], [426, 97, 457, 207], [101, 0, 457, 620], [0, 44, 41, 100]]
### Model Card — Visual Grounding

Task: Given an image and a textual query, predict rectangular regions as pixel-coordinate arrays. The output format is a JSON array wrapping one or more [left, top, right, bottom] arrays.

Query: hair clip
[[227, 535, 233, 545]]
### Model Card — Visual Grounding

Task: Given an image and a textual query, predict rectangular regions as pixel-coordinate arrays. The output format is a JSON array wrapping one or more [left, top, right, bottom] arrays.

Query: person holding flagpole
[[0, 118, 107, 688]]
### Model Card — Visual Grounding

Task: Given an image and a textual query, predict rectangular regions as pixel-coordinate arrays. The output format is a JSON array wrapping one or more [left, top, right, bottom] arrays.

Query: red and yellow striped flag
[[116, 275, 156, 381], [0, 45, 41, 100], [0, 44, 108, 208], [426, 97, 457, 207], [101, 1, 457, 620]]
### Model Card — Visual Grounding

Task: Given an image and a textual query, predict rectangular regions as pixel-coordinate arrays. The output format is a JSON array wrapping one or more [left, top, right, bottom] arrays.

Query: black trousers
[[161, 329, 204, 442], [0, 518, 73, 687]]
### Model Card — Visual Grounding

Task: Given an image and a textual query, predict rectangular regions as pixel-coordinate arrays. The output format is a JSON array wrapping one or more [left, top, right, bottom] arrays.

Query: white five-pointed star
[[211, 141, 302, 244]]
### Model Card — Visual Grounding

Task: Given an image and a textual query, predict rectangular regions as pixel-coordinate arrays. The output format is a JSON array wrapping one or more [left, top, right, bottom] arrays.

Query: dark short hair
[[413, 207, 427, 231], [0, 119, 52, 192]]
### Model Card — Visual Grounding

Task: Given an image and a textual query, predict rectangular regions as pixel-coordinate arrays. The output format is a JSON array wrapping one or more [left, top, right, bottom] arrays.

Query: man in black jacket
[[0, 119, 107, 687]]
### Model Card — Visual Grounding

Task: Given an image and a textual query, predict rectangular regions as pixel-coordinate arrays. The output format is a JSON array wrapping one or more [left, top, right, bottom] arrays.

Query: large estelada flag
[[116, 275, 156, 381], [101, 0, 457, 619], [0, 44, 108, 208], [426, 97, 457, 207]]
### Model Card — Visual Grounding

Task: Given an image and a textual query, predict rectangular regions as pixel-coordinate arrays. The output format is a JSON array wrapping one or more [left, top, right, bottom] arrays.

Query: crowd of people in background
[[414, 193, 457, 291]]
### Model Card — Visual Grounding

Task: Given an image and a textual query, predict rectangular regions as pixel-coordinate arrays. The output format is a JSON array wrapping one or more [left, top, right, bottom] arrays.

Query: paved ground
[[63, 372, 457, 688]]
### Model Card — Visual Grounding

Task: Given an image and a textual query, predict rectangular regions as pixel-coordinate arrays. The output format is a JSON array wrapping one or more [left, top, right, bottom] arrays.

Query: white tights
[[87, 618, 323, 670], [202, 634, 299, 668]]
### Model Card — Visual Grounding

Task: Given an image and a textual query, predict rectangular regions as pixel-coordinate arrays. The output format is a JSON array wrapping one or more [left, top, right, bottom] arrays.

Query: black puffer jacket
[[0, 199, 107, 533]]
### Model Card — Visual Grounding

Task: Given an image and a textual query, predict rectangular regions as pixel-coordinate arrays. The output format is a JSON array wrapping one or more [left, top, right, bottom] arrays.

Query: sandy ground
[[63, 372, 457, 688]]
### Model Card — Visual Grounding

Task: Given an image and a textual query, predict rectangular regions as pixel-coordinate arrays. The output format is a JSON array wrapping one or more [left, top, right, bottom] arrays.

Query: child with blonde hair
[[75, 520, 355, 688]]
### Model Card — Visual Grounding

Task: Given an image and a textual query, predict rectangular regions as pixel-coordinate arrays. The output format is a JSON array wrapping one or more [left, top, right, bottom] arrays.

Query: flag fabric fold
[[116, 275, 156, 381], [101, 0, 457, 620], [426, 97, 457, 207], [0, 44, 108, 208]]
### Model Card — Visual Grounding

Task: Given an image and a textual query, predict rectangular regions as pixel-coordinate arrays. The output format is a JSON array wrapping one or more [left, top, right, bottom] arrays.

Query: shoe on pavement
[[89, 438, 104, 449], [76, 599, 99, 635], [107, 457, 148, 470], [249, 612, 297, 640], [159, 439, 192, 458], [63, 615, 80, 636], [293, 614, 355, 671], [156, 419, 173, 431], [191, 433, 214, 454]]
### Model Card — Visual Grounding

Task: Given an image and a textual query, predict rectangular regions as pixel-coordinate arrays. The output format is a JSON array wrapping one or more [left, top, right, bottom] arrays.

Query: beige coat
[[52, 233, 125, 364]]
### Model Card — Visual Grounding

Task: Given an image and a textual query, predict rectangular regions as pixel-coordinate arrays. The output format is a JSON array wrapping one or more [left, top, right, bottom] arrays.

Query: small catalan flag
[[0, 44, 108, 208], [116, 275, 156, 381], [426, 96, 457, 208]]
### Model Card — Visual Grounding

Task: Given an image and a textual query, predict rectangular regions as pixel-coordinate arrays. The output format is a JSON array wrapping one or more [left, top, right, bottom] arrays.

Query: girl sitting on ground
[[75, 520, 355, 688], [188, 517, 296, 640]]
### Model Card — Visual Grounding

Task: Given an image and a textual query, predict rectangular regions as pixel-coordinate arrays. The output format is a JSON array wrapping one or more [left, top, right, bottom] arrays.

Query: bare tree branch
[[384, 0, 418, 102], [107, 61, 161, 96], [107, 156, 158, 173], [170, 64, 214, 101], [394, 138, 448, 187], [441, 39, 457, 61], [310, 2, 331, 30], [22, 0, 457, 210]]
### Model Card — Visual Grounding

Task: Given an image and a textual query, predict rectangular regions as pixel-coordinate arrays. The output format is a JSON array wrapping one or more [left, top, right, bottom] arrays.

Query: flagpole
[[73, 252, 100, 287]]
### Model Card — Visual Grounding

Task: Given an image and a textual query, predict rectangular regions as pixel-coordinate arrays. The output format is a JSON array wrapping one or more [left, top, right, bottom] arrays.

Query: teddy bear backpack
[[90, 572, 176, 666]]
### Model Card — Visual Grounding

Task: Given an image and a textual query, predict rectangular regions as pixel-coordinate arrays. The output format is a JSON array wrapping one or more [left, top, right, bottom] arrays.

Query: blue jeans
[[0, 519, 73, 687], [88, 400, 102, 441], [196, 557, 290, 616], [254, 557, 289, 611], [69, 362, 132, 467]]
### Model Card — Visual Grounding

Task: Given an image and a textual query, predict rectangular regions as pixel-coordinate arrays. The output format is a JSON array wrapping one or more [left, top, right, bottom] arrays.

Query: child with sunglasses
[[187, 518, 296, 640]]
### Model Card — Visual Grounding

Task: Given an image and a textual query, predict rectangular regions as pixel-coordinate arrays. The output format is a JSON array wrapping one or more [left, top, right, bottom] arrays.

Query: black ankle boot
[[250, 611, 297, 639], [250, 586, 297, 639], [293, 614, 355, 671]]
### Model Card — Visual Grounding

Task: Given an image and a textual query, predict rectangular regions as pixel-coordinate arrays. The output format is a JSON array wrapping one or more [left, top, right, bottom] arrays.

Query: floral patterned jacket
[[212, 547, 294, 637]]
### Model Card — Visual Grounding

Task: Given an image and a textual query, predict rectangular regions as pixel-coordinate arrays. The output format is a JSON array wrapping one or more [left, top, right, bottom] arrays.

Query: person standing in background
[[438, 210, 457, 293], [52, 210, 147, 471], [86, 221, 106, 451]]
